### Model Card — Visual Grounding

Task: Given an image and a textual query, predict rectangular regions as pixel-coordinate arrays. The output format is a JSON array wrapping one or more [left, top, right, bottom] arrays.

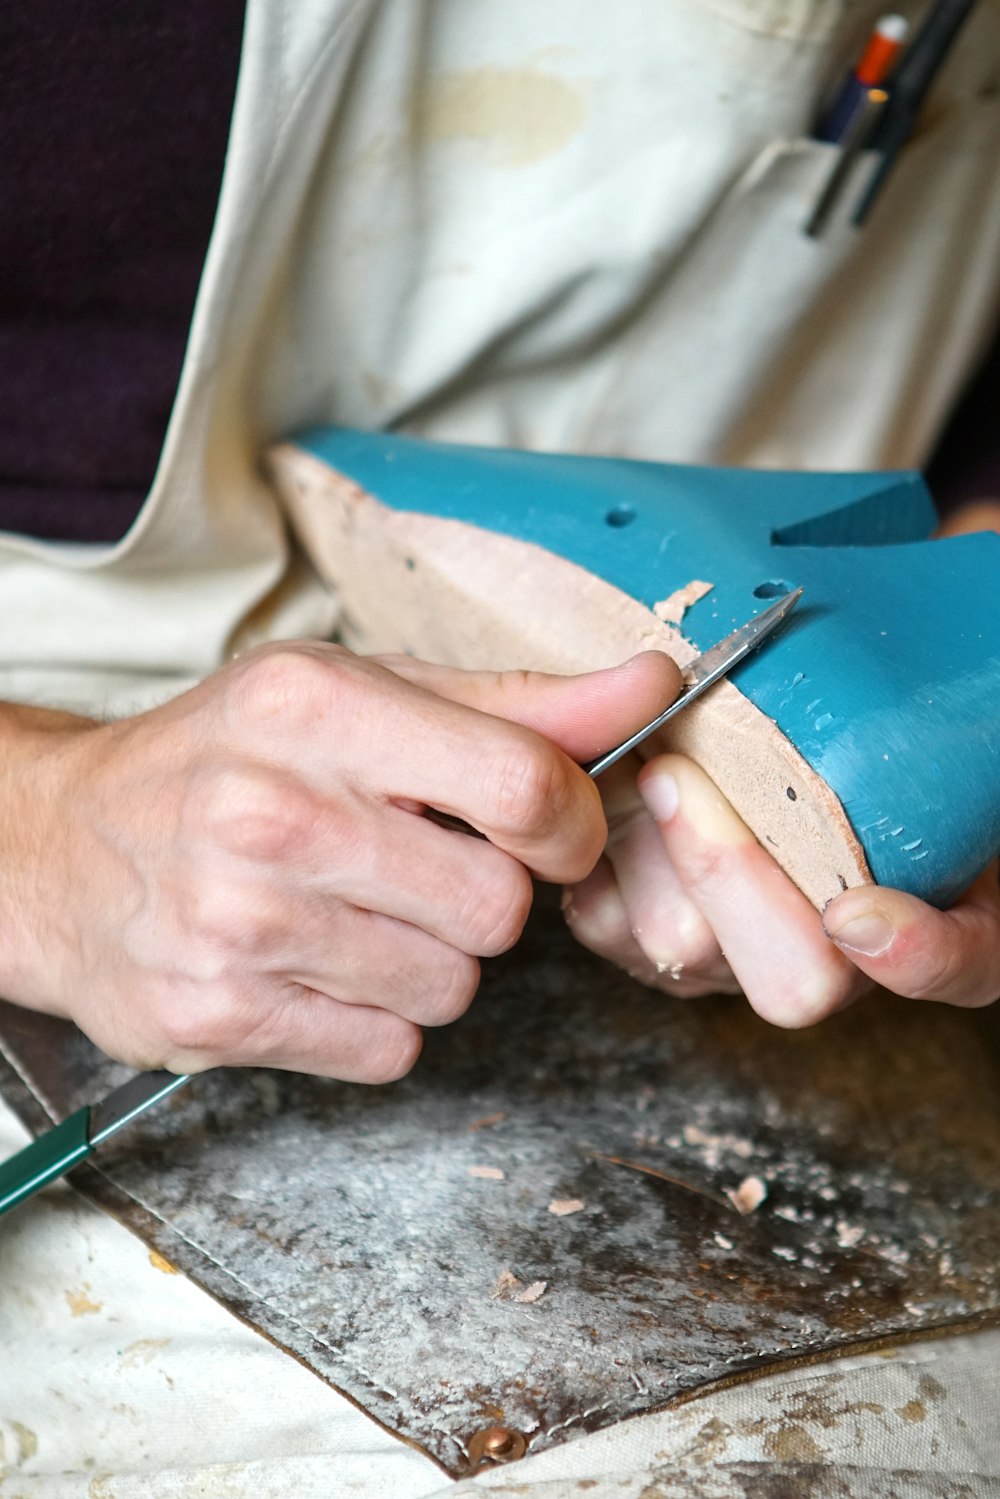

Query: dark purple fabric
[[926, 331, 1000, 516], [0, 4, 245, 542]]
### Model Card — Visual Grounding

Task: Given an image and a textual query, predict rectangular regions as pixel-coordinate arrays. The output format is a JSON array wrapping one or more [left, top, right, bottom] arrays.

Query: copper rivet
[[468, 1425, 527, 1466]]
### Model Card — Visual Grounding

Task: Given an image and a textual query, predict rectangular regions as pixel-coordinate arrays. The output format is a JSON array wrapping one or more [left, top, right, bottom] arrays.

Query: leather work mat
[[1, 888, 999, 1477]]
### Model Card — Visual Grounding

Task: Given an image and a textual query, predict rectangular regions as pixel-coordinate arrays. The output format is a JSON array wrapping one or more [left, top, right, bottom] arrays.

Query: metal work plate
[[1, 889, 998, 1476]]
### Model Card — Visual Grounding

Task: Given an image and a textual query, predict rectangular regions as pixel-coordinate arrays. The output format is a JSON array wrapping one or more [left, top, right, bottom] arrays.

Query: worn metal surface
[[1, 889, 998, 1476]]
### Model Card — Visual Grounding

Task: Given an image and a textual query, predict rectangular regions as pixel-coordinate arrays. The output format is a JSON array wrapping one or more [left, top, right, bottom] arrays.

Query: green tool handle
[[0, 1107, 93, 1217]]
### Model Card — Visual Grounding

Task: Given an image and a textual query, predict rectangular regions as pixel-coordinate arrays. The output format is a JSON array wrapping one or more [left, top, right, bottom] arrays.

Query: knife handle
[[0, 1106, 93, 1217]]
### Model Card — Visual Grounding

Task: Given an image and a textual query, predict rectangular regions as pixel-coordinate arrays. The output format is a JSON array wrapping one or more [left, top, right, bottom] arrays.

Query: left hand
[[565, 499, 1000, 1023], [563, 748, 1000, 1025]]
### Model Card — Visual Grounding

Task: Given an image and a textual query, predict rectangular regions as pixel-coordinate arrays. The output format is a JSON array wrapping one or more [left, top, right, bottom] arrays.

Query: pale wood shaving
[[548, 1198, 585, 1216], [653, 579, 713, 625], [492, 1269, 522, 1300], [725, 1175, 768, 1215], [517, 1281, 547, 1303], [491, 1270, 548, 1303], [468, 1165, 505, 1180]]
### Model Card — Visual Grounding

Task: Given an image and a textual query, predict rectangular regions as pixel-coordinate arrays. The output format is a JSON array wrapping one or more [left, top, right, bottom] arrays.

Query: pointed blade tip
[[765, 585, 803, 621]]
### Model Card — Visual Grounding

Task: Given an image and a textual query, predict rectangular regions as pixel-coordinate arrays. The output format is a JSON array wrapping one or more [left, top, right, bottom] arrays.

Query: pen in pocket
[[853, 0, 979, 225], [815, 13, 908, 144], [805, 87, 890, 238]]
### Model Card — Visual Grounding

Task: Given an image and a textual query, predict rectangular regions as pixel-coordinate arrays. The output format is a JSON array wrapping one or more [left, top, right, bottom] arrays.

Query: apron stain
[[65, 1285, 102, 1317], [417, 66, 588, 167]]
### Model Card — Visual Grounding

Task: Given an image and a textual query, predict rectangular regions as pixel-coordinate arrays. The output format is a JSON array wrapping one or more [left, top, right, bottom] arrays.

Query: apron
[[1, 0, 997, 716]]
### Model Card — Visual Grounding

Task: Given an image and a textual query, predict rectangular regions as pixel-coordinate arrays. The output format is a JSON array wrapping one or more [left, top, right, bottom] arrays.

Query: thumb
[[382, 651, 682, 764], [822, 864, 1000, 1007]]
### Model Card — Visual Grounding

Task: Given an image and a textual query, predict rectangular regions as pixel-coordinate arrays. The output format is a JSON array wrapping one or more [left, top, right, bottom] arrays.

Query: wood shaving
[[517, 1280, 547, 1303], [468, 1165, 505, 1180], [683, 1124, 754, 1161], [467, 1111, 508, 1132], [548, 1198, 585, 1216], [491, 1270, 548, 1303], [725, 1175, 767, 1215], [653, 579, 713, 625], [492, 1269, 522, 1300]]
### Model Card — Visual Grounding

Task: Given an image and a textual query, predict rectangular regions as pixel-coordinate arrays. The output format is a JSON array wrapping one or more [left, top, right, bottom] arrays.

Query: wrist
[[0, 702, 99, 1013]]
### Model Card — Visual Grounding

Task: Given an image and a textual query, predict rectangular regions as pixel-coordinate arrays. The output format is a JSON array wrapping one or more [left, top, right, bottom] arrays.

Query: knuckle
[[752, 964, 853, 1029], [635, 904, 720, 979], [643, 940, 716, 985], [361, 1021, 424, 1084], [183, 881, 278, 961], [675, 838, 733, 891], [563, 879, 630, 958], [232, 645, 344, 732], [462, 861, 533, 956], [796, 967, 854, 1024], [421, 951, 480, 1025], [161, 983, 250, 1062], [195, 763, 316, 863], [622, 909, 734, 994], [902, 946, 963, 1003], [490, 739, 567, 837]]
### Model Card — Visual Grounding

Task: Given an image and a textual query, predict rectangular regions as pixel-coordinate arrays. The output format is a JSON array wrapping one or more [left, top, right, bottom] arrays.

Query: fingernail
[[824, 909, 895, 957], [639, 772, 679, 825]]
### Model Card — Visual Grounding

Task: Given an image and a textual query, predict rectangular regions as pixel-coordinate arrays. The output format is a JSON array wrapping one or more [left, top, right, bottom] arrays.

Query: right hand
[[0, 643, 677, 1081]]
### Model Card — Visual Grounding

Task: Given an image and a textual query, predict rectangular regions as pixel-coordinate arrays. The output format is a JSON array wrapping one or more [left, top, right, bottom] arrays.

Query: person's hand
[[563, 749, 1000, 1024], [0, 644, 679, 1079], [566, 500, 1000, 1022]]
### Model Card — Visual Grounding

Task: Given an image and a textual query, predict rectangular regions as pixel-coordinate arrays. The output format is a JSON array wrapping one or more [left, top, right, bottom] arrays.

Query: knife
[[0, 1068, 190, 1217]]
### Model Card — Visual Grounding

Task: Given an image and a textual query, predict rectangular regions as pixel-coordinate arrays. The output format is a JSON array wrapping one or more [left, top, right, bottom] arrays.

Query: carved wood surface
[[270, 443, 871, 909]]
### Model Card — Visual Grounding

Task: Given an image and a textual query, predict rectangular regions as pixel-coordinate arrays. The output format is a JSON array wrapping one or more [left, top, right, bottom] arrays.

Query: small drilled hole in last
[[754, 580, 792, 599], [605, 506, 636, 528]]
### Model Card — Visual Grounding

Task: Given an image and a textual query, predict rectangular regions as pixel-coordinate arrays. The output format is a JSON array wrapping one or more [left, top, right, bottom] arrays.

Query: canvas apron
[[0, 0, 996, 718]]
